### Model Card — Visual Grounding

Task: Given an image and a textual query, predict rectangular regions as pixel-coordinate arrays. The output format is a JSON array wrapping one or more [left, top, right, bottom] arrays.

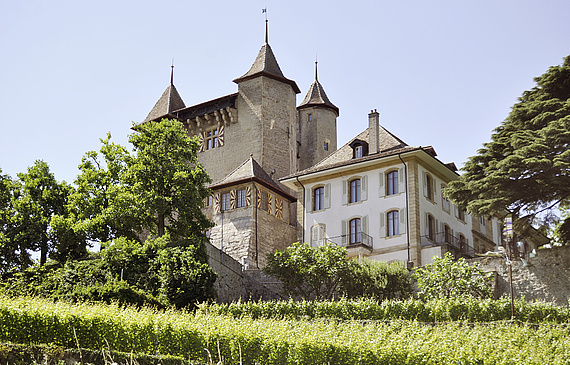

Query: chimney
[[368, 109, 380, 154]]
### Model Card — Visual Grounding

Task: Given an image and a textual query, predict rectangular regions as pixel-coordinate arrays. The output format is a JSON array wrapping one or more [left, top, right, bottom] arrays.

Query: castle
[[140, 22, 542, 269]]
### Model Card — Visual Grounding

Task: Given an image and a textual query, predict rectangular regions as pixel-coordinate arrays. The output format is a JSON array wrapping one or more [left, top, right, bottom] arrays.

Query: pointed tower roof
[[210, 155, 295, 201], [143, 66, 186, 123], [233, 20, 300, 93], [298, 61, 339, 115]]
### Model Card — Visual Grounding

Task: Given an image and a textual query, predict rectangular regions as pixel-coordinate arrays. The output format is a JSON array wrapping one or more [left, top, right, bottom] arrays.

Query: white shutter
[[432, 178, 437, 203], [324, 183, 331, 209], [379, 172, 385, 197], [311, 226, 318, 245], [341, 220, 348, 244], [399, 208, 406, 234], [379, 213, 386, 238], [361, 175, 368, 201], [425, 213, 430, 236], [398, 168, 405, 194], [422, 171, 428, 198], [307, 188, 313, 212], [342, 180, 348, 205], [362, 215, 368, 235]]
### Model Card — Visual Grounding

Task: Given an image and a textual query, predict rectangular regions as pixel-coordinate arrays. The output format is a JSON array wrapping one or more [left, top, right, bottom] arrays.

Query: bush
[[412, 252, 493, 300]]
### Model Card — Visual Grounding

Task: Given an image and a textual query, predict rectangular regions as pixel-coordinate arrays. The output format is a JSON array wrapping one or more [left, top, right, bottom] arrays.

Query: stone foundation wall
[[475, 246, 570, 306]]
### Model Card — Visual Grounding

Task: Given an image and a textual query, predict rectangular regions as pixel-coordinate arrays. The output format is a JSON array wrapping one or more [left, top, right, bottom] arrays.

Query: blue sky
[[1, 0, 569, 184]]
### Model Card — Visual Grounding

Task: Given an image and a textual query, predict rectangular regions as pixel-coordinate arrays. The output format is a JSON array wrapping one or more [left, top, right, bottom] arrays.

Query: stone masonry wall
[[475, 245, 570, 306]]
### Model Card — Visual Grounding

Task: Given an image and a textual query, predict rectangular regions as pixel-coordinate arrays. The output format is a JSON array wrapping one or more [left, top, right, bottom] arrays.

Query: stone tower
[[232, 21, 301, 182], [296, 62, 338, 171]]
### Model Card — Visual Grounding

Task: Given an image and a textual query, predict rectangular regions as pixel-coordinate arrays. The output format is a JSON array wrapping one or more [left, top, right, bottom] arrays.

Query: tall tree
[[127, 119, 212, 239], [13, 160, 70, 265], [447, 55, 570, 236], [0, 169, 20, 273], [55, 133, 141, 245]]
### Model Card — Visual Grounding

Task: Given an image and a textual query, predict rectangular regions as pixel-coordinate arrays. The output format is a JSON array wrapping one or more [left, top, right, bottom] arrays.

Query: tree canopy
[[447, 55, 570, 237]]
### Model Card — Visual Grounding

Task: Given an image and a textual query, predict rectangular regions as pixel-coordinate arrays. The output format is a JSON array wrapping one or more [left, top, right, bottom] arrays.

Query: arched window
[[350, 218, 361, 244], [313, 186, 324, 211], [387, 210, 399, 236], [387, 170, 398, 196], [426, 174, 434, 201], [444, 224, 452, 243], [350, 178, 361, 203], [427, 214, 435, 241]]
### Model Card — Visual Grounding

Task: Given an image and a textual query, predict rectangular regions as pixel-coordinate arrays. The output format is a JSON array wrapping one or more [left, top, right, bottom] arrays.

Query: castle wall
[[297, 107, 337, 171]]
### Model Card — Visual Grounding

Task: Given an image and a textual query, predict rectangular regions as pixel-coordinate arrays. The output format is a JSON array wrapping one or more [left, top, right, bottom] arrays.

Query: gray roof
[[298, 79, 339, 115], [282, 126, 412, 179], [233, 43, 301, 93], [143, 83, 185, 123], [210, 156, 295, 200]]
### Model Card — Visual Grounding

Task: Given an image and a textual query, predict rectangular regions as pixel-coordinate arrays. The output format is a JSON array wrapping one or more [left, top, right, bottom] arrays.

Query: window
[[350, 179, 361, 203], [313, 186, 324, 211], [205, 129, 219, 150], [236, 189, 246, 208], [387, 171, 398, 195], [206, 195, 213, 207], [427, 214, 435, 241], [457, 208, 465, 222], [205, 230, 210, 238], [350, 218, 361, 244], [311, 224, 325, 246], [324, 141, 329, 151], [221, 192, 230, 211], [355, 146, 363, 158], [308, 113, 312, 122], [459, 234, 466, 250], [444, 224, 452, 243], [387, 210, 399, 236], [426, 174, 434, 201], [442, 184, 450, 212]]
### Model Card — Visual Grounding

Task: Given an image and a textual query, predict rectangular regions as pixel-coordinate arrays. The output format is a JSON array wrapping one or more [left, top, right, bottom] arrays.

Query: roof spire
[[315, 59, 318, 81], [262, 8, 268, 44], [170, 59, 174, 86]]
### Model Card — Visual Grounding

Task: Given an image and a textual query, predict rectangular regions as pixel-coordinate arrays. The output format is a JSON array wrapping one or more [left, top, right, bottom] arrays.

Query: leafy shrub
[[412, 252, 493, 300]]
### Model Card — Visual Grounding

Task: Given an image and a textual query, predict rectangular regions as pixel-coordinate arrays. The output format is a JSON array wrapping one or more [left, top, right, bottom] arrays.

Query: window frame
[[313, 186, 325, 211], [349, 178, 361, 203], [236, 189, 247, 208], [221, 192, 230, 211], [427, 214, 435, 241], [387, 210, 399, 237], [349, 218, 362, 244], [386, 170, 399, 196]]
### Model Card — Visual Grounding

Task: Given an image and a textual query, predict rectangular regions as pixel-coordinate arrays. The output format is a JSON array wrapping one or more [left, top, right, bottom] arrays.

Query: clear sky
[[1, 0, 569, 184]]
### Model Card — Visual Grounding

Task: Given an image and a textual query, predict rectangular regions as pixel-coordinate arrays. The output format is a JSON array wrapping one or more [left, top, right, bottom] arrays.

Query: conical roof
[[298, 62, 338, 114], [143, 83, 185, 123], [233, 34, 300, 93]]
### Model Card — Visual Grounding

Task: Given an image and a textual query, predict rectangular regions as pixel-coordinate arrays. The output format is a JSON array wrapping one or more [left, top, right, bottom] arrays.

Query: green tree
[[54, 133, 141, 246], [412, 253, 493, 300], [127, 119, 212, 238], [446, 55, 570, 237], [0, 169, 20, 273], [340, 259, 412, 300], [264, 242, 351, 300], [12, 161, 71, 265]]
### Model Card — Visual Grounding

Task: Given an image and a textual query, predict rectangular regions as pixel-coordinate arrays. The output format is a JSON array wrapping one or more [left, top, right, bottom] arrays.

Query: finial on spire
[[262, 8, 268, 44], [315, 54, 318, 81], [170, 58, 174, 86]]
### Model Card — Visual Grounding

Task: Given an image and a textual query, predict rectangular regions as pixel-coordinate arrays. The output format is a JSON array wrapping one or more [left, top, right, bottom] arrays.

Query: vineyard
[[1, 295, 570, 364]]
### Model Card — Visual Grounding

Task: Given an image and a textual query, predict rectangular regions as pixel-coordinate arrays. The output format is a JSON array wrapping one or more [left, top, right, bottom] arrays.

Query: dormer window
[[349, 139, 369, 159], [355, 146, 363, 158]]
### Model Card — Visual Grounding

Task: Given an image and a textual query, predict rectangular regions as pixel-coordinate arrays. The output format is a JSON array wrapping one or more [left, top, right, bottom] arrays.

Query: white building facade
[[282, 111, 497, 267]]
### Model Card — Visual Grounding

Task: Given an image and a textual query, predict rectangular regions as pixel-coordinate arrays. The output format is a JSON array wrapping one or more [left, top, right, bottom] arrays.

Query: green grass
[[1, 295, 569, 364]]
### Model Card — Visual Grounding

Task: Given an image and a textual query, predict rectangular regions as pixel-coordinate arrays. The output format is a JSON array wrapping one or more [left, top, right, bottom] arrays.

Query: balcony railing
[[421, 232, 474, 258], [321, 232, 374, 250]]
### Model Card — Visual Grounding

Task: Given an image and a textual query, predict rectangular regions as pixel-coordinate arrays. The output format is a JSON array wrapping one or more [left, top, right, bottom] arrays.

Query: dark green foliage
[[340, 259, 412, 300], [263, 242, 352, 300], [447, 55, 570, 237], [412, 253, 493, 300], [0, 236, 216, 308], [264, 242, 413, 300], [128, 119, 212, 238]]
